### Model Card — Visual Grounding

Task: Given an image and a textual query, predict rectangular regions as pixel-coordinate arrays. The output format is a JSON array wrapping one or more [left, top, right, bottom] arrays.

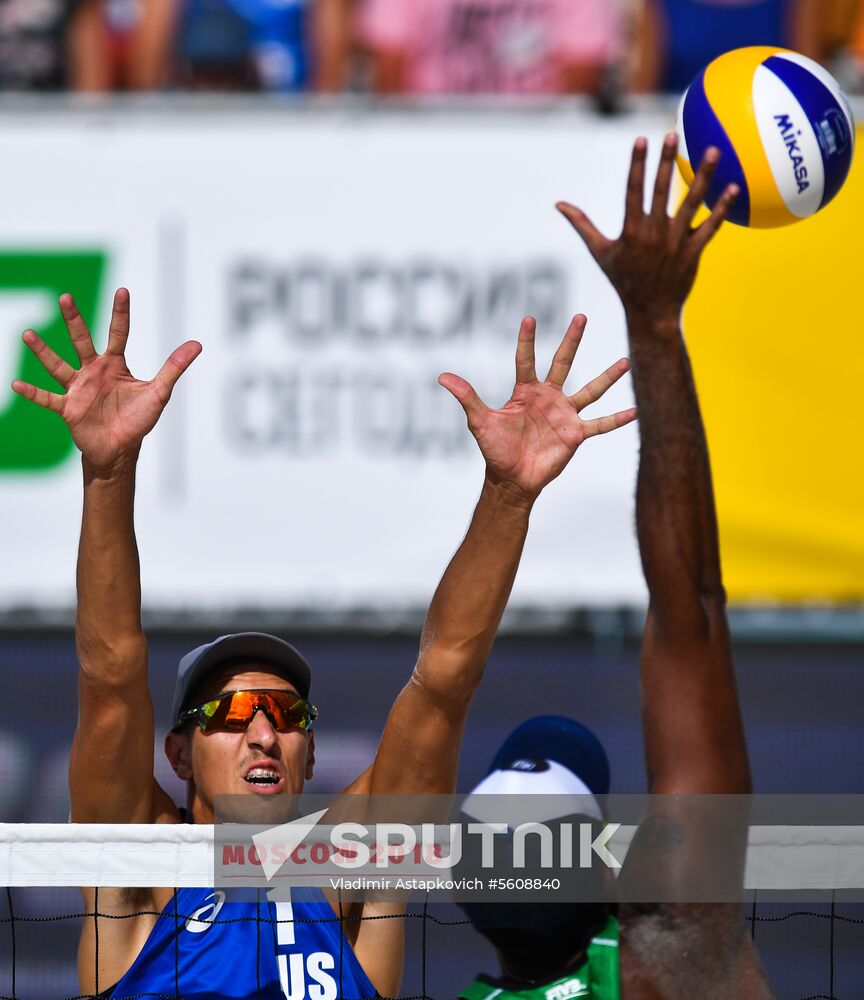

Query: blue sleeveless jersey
[[109, 886, 377, 999]]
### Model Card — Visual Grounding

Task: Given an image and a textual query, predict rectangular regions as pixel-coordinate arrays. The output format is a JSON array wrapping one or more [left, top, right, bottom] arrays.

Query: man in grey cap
[[12, 286, 633, 996]]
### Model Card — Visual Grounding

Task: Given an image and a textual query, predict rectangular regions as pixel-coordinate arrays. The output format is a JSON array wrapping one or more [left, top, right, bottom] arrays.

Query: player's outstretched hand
[[439, 315, 636, 500], [556, 133, 739, 326], [11, 287, 202, 473]]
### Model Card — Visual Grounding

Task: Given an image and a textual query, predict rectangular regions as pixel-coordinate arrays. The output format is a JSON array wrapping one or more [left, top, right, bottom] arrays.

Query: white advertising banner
[[0, 104, 673, 616]]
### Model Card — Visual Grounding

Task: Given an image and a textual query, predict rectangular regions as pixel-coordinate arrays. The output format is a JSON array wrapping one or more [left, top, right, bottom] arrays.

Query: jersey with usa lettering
[[105, 886, 377, 999]]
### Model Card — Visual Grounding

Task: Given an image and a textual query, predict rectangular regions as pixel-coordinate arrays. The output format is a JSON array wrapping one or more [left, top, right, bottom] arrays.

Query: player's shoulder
[[619, 903, 775, 999]]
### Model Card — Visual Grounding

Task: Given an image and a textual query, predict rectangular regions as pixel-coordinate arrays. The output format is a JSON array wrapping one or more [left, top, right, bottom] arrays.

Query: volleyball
[[675, 46, 855, 228]]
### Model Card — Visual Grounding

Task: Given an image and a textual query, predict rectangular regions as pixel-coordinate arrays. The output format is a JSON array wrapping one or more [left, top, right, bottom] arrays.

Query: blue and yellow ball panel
[[761, 54, 855, 210], [678, 68, 751, 226], [675, 46, 855, 228]]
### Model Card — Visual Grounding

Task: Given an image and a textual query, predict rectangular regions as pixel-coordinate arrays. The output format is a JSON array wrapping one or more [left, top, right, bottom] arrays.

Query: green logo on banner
[[0, 252, 106, 472]]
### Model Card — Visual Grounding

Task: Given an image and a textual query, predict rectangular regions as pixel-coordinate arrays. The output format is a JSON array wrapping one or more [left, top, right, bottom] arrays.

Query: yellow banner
[[685, 127, 864, 602]]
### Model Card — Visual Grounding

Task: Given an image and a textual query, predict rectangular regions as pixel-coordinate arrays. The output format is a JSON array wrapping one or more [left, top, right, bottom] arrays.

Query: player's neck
[[187, 785, 213, 824]]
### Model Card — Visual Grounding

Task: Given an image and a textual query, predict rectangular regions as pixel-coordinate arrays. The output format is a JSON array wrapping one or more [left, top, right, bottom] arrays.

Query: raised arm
[[559, 137, 748, 795], [363, 316, 636, 797], [560, 139, 774, 997], [342, 316, 634, 995], [11, 289, 200, 823]]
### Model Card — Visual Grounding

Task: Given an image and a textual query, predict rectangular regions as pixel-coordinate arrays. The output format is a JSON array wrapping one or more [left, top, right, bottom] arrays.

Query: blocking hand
[[557, 134, 739, 324], [439, 315, 636, 501], [11, 288, 201, 472]]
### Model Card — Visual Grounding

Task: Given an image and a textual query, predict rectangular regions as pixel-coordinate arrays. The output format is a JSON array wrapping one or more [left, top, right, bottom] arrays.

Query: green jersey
[[459, 915, 620, 1000]]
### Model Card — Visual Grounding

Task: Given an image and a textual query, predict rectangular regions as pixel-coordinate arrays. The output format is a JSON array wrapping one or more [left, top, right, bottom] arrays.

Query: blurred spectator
[[811, 0, 864, 91], [631, 0, 821, 93], [175, 0, 350, 91], [852, 0, 864, 86], [356, 0, 623, 96], [816, 0, 864, 63], [0, 0, 107, 90], [175, 0, 257, 88], [103, 0, 177, 89]]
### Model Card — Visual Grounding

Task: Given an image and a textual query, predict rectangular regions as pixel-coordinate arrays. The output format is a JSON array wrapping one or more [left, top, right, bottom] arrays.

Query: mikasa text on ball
[[675, 46, 855, 228]]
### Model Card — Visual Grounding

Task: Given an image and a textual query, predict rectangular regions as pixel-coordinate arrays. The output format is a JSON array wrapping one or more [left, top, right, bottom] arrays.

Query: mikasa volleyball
[[675, 46, 855, 228]]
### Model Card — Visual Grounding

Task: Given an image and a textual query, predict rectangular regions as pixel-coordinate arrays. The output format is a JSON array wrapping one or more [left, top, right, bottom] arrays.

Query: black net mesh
[[0, 887, 475, 1000], [5, 886, 864, 999]]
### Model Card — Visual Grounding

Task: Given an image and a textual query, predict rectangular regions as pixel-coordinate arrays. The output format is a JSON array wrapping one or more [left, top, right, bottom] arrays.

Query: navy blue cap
[[488, 715, 610, 795], [171, 632, 312, 727]]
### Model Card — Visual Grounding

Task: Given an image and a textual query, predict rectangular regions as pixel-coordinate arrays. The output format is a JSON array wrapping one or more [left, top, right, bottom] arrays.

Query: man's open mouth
[[244, 767, 283, 790]]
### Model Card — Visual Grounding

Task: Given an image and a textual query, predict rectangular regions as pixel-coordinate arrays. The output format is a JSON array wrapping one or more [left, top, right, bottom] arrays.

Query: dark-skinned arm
[[560, 136, 749, 795], [560, 138, 774, 999], [629, 317, 751, 795]]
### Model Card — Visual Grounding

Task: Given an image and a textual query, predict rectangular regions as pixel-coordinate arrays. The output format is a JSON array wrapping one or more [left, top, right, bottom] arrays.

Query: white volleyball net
[[4, 823, 864, 999]]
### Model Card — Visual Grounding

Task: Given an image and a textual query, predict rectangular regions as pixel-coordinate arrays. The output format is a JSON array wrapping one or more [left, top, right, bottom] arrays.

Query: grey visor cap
[[171, 632, 313, 727]]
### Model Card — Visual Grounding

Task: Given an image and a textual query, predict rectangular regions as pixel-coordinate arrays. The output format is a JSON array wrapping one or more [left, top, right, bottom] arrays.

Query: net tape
[[6, 823, 864, 890]]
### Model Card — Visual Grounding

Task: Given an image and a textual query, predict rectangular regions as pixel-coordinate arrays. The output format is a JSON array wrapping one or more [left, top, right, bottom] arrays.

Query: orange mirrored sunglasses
[[176, 689, 318, 733]]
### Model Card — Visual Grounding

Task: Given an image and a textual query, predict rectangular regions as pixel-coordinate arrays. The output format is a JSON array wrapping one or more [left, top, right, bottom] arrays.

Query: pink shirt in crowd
[[358, 0, 622, 94]]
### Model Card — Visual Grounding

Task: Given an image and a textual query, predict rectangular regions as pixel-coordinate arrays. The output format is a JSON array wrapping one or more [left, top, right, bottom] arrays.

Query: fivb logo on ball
[[0, 252, 106, 473], [676, 46, 855, 228]]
